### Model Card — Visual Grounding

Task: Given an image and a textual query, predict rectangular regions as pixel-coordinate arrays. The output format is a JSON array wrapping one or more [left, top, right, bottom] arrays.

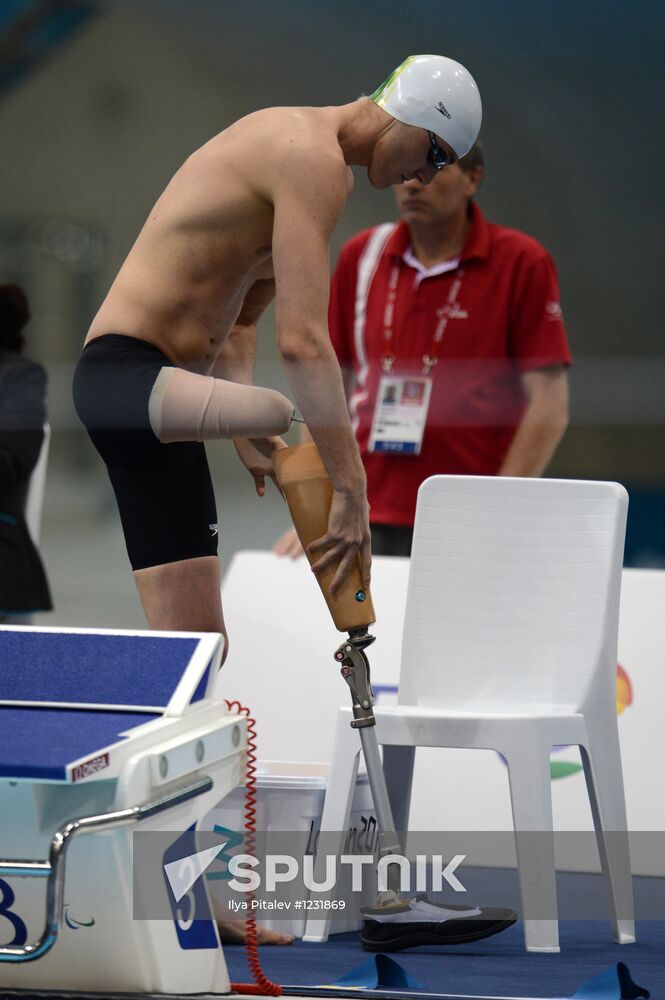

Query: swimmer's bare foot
[[217, 919, 294, 945]]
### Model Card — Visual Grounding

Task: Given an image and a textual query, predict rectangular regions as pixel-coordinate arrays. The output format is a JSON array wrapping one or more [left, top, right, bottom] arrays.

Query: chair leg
[[504, 736, 559, 953], [303, 712, 361, 943], [382, 744, 416, 835], [580, 716, 635, 944]]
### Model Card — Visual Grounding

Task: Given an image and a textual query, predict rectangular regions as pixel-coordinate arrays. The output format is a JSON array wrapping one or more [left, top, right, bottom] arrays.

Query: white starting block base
[[0, 626, 246, 996]]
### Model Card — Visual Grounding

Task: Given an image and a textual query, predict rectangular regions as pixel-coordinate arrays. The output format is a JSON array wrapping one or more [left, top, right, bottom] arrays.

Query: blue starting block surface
[[0, 706, 159, 781], [0, 627, 225, 782], [0, 630, 207, 711]]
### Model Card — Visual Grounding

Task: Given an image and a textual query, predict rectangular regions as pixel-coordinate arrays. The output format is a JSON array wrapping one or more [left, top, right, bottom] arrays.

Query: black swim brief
[[72, 334, 218, 571]]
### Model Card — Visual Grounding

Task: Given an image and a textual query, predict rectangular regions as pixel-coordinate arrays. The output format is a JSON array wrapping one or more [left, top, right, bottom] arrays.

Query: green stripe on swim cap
[[370, 55, 418, 106]]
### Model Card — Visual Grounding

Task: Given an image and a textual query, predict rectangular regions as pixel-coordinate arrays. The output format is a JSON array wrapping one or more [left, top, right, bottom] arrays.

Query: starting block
[[0, 625, 246, 995]]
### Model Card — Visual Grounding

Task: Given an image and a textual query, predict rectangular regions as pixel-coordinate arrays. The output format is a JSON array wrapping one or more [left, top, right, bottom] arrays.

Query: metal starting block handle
[[0, 776, 213, 964]]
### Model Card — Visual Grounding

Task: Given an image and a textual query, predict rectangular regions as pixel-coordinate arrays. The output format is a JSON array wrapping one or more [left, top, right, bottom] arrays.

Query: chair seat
[[371, 704, 586, 723], [354, 704, 588, 753]]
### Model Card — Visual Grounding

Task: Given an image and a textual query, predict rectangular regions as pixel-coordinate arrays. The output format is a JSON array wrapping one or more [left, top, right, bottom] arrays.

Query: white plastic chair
[[304, 475, 635, 953], [24, 422, 50, 545]]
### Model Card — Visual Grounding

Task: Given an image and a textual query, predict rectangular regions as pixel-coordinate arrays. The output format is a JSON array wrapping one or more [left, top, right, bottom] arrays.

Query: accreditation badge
[[368, 376, 433, 455]]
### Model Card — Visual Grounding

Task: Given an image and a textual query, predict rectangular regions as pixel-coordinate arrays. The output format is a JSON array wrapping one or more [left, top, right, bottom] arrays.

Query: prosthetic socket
[[148, 367, 295, 443], [273, 443, 379, 727], [272, 443, 375, 633]]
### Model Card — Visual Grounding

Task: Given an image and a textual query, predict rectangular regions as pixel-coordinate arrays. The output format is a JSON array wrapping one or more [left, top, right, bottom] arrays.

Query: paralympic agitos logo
[[549, 664, 633, 780], [64, 903, 95, 930]]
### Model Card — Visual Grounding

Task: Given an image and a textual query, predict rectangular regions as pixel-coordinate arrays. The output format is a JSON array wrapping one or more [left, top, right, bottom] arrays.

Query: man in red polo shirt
[[276, 141, 571, 556]]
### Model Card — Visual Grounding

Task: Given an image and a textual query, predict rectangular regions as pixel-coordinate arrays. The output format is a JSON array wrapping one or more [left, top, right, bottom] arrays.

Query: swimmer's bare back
[[86, 106, 355, 372]]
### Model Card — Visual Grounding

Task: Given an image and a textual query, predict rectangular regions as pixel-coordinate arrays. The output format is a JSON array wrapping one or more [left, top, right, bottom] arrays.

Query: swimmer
[[72, 50, 481, 947]]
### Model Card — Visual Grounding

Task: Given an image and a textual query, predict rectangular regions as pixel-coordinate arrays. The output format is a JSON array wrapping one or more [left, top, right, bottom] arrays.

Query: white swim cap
[[371, 54, 482, 159]]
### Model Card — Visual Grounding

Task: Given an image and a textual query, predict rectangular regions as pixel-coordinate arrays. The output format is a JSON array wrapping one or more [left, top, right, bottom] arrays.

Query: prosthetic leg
[[274, 443, 407, 911], [274, 443, 517, 948]]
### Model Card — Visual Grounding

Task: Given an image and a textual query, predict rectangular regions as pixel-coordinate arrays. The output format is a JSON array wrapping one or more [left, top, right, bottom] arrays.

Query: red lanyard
[[380, 264, 465, 376]]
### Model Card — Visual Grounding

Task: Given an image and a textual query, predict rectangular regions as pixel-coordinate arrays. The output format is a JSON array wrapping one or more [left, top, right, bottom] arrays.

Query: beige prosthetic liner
[[148, 367, 295, 442], [273, 442, 375, 633]]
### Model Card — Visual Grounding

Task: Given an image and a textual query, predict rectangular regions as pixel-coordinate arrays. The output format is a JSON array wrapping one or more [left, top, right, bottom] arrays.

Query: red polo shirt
[[328, 202, 572, 526]]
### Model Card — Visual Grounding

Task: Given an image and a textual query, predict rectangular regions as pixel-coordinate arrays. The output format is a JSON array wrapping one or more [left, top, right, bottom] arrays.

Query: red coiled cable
[[224, 699, 282, 997]]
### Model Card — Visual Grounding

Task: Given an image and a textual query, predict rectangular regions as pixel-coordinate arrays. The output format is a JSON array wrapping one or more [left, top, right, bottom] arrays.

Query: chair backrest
[[24, 422, 50, 545], [398, 476, 628, 715]]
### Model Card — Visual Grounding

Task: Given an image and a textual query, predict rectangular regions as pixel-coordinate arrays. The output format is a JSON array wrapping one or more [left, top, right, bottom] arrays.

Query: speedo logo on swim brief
[[209, 523, 219, 537], [436, 102, 452, 119]]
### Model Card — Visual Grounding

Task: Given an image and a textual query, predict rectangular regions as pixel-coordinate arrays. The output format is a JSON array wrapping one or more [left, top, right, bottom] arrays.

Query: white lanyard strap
[[349, 223, 396, 432], [353, 222, 397, 365]]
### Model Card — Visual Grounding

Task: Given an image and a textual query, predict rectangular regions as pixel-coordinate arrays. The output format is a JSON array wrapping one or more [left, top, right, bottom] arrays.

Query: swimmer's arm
[[210, 279, 287, 498], [272, 148, 370, 591], [208, 279, 276, 384], [208, 324, 256, 384], [272, 152, 365, 494]]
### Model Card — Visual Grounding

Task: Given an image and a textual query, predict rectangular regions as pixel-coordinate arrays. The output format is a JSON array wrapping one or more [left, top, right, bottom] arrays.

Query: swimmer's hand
[[307, 487, 372, 596], [273, 526, 305, 558], [234, 436, 287, 498]]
